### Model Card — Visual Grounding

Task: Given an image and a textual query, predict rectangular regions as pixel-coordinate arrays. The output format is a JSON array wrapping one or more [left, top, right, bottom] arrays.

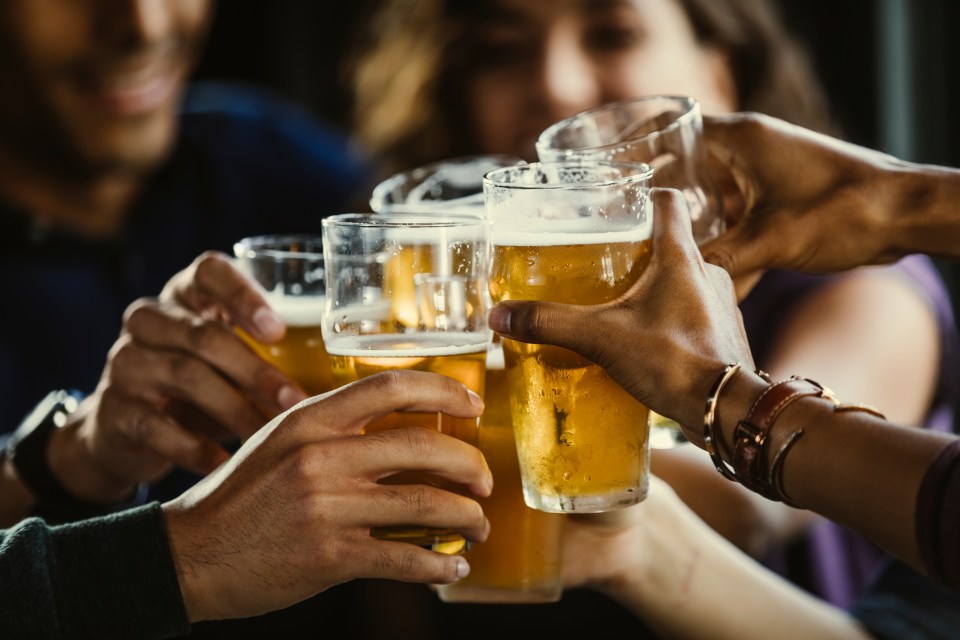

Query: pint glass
[[370, 154, 525, 215], [322, 213, 491, 553], [233, 234, 334, 396], [436, 341, 566, 603], [537, 96, 720, 446], [484, 161, 654, 513], [536, 95, 722, 244], [371, 157, 567, 600]]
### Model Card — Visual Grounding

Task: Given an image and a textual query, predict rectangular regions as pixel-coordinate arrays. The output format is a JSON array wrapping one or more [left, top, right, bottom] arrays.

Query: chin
[[76, 111, 179, 174]]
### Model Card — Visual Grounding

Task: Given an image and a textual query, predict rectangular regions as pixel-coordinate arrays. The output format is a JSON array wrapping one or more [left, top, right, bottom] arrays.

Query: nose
[[536, 28, 602, 119], [97, 0, 173, 50]]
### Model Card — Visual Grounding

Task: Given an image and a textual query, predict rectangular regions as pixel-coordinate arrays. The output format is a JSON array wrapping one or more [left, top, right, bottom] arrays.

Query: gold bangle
[[703, 363, 742, 481]]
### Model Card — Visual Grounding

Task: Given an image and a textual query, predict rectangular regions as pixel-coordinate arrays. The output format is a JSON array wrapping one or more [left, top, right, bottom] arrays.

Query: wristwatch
[[5, 389, 104, 522]]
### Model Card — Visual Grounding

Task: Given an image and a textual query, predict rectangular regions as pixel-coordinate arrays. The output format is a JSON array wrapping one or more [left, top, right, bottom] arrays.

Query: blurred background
[[192, 0, 960, 292]]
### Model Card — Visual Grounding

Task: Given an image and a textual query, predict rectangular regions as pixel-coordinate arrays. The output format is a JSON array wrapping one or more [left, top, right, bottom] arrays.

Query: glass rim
[[482, 160, 654, 191], [321, 211, 490, 229], [233, 233, 324, 261], [369, 154, 526, 212], [535, 95, 700, 156]]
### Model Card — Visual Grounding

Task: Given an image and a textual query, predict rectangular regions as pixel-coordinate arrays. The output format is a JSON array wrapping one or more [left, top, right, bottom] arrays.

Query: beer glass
[[436, 341, 566, 603], [370, 154, 525, 215], [372, 157, 567, 602], [322, 212, 491, 553], [537, 96, 718, 447], [484, 161, 654, 514], [233, 234, 334, 396], [536, 95, 722, 244]]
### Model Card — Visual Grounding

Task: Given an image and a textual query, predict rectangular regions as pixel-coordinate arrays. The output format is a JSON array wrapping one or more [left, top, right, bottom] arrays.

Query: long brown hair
[[345, 0, 835, 175]]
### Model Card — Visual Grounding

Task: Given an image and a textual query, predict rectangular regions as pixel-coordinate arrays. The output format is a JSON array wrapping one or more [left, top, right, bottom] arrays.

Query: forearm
[[714, 369, 952, 572], [601, 499, 871, 640], [890, 162, 960, 262], [0, 504, 189, 639]]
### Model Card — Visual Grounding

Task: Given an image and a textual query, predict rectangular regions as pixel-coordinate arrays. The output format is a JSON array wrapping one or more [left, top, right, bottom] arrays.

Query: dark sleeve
[[849, 558, 960, 640], [0, 502, 190, 639], [915, 438, 960, 590]]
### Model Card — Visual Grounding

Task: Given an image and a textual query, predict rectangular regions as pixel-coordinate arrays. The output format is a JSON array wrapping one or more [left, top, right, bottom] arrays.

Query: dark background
[[192, 0, 960, 329], [192, 0, 960, 165], [191, 0, 960, 318]]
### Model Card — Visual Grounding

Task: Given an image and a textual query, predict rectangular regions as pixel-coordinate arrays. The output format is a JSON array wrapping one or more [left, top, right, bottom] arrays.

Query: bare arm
[[563, 477, 873, 640], [700, 112, 960, 291], [488, 188, 957, 580]]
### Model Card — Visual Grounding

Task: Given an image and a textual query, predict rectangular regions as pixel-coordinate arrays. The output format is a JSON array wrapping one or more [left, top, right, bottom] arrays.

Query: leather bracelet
[[732, 377, 828, 500]]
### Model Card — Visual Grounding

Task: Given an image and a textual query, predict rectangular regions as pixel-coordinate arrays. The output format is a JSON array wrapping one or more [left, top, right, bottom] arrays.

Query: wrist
[[7, 390, 145, 523], [162, 502, 217, 623], [48, 409, 139, 504], [0, 449, 38, 526]]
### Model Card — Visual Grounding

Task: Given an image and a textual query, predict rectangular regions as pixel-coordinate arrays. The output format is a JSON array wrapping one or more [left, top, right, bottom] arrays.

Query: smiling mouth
[[75, 53, 183, 116]]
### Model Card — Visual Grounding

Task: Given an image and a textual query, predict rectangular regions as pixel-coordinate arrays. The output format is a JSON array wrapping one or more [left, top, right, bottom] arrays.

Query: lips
[[74, 53, 182, 116]]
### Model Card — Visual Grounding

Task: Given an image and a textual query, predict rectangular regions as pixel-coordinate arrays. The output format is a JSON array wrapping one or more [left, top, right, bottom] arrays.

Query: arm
[[563, 477, 873, 640], [0, 371, 493, 638], [701, 264, 942, 554], [0, 252, 306, 527], [0, 506, 189, 639], [700, 112, 960, 287], [488, 188, 958, 583]]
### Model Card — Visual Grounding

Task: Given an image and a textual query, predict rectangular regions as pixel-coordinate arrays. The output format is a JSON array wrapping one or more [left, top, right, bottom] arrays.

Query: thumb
[[700, 223, 776, 282], [488, 300, 599, 357]]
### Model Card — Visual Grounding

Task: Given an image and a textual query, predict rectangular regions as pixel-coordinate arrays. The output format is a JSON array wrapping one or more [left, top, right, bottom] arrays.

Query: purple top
[[739, 255, 959, 609]]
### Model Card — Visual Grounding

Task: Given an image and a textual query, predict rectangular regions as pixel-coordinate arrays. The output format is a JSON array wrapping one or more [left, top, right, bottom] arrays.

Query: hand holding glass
[[233, 234, 334, 396], [536, 95, 722, 244], [321, 213, 490, 553], [484, 161, 654, 513]]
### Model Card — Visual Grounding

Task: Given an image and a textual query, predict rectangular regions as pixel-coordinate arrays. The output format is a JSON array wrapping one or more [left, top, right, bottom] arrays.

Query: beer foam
[[325, 332, 489, 357], [491, 214, 652, 247], [384, 223, 487, 244], [486, 344, 506, 370], [264, 293, 326, 327]]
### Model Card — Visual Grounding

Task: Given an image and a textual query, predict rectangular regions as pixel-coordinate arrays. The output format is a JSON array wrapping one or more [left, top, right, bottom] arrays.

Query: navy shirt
[[0, 81, 372, 438]]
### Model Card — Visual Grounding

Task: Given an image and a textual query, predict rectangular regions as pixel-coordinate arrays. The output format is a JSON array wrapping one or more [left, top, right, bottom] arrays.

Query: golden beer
[[327, 332, 487, 551], [437, 344, 565, 603], [490, 226, 652, 513], [239, 294, 334, 396]]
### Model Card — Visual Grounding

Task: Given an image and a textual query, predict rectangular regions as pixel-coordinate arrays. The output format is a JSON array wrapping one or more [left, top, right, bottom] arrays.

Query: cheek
[[173, 0, 214, 47], [607, 48, 732, 111]]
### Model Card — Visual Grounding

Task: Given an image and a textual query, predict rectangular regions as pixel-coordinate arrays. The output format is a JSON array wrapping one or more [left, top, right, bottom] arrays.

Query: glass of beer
[[370, 157, 568, 601], [536, 95, 722, 244], [436, 340, 566, 603], [537, 96, 719, 447], [483, 161, 654, 514], [321, 212, 491, 553], [233, 234, 334, 396], [369, 154, 525, 215]]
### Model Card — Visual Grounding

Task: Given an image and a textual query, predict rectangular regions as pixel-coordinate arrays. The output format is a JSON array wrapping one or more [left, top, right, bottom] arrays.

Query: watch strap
[[5, 390, 136, 523]]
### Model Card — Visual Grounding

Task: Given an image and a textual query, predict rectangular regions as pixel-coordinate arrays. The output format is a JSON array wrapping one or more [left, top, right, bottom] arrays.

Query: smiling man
[[0, 0, 372, 517], [0, 0, 211, 236]]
